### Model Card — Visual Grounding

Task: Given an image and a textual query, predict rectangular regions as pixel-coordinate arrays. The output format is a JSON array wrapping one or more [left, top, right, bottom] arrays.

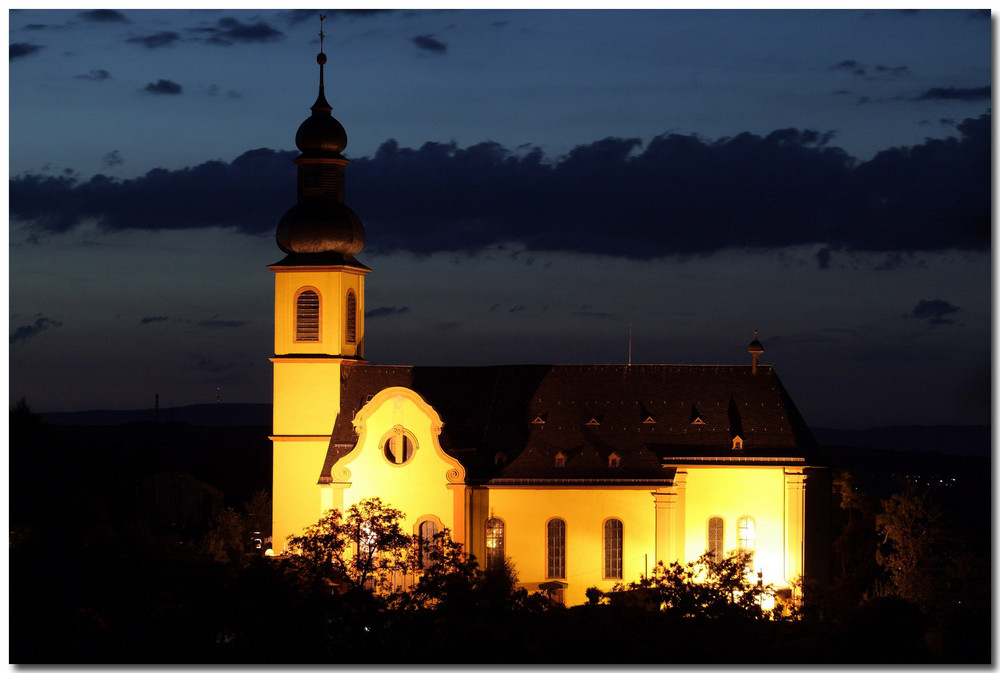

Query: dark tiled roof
[[322, 364, 818, 485]]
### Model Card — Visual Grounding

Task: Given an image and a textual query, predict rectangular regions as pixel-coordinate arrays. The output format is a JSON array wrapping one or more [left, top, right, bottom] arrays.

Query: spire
[[312, 15, 332, 113], [747, 329, 764, 374], [275, 16, 365, 260]]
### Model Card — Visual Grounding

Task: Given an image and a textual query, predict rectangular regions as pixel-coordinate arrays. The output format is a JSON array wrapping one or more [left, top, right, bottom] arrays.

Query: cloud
[[917, 86, 990, 101], [128, 31, 181, 49], [830, 60, 865, 76], [10, 148, 294, 233], [285, 9, 397, 23], [140, 316, 170, 324], [10, 114, 990, 259], [366, 306, 411, 319], [10, 43, 43, 60], [910, 299, 960, 325], [208, 84, 241, 98], [10, 315, 63, 345], [199, 318, 248, 329], [102, 150, 123, 167], [830, 60, 909, 79], [414, 35, 447, 53], [872, 65, 909, 78], [76, 69, 111, 81], [815, 247, 832, 270], [192, 17, 284, 45], [79, 9, 129, 23], [144, 79, 182, 95]]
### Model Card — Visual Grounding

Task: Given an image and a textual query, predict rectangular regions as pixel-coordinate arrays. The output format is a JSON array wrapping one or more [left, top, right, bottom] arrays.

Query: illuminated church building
[[270, 46, 829, 606]]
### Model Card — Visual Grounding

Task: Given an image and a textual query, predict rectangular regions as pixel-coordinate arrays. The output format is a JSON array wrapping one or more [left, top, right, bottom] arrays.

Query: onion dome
[[276, 38, 365, 260], [277, 201, 364, 255], [294, 52, 347, 157]]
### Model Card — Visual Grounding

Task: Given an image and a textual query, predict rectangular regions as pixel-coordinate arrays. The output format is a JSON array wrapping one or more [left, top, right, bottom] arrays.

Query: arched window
[[485, 517, 505, 571], [382, 427, 415, 465], [295, 289, 320, 341], [345, 290, 357, 344], [737, 515, 756, 568], [417, 519, 439, 569], [708, 516, 724, 562], [546, 518, 566, 579], [603, 519, 623, 579]]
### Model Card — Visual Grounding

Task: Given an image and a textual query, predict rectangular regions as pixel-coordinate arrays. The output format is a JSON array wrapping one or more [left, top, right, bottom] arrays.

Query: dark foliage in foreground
[[9, 403, 990, 664]]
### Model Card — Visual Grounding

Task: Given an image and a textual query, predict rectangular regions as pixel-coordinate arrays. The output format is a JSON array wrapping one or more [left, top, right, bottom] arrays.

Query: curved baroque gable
[[334, 386, 465, 484]]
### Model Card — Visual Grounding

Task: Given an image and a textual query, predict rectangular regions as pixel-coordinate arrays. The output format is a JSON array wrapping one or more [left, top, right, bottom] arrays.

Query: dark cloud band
[[9, 115, 989, 258]]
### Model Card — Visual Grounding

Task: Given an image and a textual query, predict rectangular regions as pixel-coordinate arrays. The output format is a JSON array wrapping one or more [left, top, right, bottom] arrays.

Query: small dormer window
[[642, 416, 656, 424], [732, 436, 744, 451], [586, 417, 600, 426], [554, 452, 566, 468], [608, 453, 621, 468], [494, 452, 507, 467], [691, 417, 705, 425], [531, 414, 547, 425]]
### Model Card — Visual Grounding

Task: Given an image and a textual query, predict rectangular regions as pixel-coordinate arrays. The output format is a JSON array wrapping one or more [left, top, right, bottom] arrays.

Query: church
[[269, 43, 829, 607]]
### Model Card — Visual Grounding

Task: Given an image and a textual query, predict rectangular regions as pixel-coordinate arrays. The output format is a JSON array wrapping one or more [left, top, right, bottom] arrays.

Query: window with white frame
[[603, 518, 623, 579], [485, 517, 505, 571], [546, 518, 566, 579], [417, 519, 439, 569], [708, 516, 724, 562]]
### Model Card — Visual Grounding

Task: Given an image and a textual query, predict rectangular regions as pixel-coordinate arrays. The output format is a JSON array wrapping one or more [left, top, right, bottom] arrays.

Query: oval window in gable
[[382, 426, 416, 465]]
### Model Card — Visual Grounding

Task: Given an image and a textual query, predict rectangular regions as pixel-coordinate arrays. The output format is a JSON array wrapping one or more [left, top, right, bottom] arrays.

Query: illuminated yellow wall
[[680, 465, 790, 587], [271, 263, 366, 550], [272, 266, 367, 358], [328, 387, 468, 543], [482, 487, 657, 606], [271, 359, 342, 436], [272, 437, 332, 553]]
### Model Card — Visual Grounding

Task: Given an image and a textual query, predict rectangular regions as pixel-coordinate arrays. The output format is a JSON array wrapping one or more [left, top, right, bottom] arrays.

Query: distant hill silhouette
[[812, 425, 989, 457], [40, 403, 271, 427]]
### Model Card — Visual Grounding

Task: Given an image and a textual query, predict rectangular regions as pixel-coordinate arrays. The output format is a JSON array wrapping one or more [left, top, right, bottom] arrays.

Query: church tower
[[270, 26, 369, 549]]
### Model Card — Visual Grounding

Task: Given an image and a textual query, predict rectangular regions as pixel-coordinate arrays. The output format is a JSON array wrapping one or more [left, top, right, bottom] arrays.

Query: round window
[[383, 429, 415, 465]]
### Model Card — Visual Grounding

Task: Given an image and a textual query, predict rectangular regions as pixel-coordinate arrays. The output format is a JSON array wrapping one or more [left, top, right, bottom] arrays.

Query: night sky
[[8, 9, 991, 430]]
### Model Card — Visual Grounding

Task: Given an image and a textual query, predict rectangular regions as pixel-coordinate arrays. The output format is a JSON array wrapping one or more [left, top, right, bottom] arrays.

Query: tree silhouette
[[605, 549, 774, 619], [286, 498, 412, 594]]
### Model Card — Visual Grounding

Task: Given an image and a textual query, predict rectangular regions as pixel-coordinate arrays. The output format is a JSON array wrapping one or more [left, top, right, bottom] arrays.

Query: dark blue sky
[[8, 9, 991, 430]]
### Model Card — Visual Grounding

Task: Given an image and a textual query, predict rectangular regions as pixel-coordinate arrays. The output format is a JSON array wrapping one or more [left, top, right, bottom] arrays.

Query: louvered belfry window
[[296, 290, 320, 341], [346, 290, 357, 344]]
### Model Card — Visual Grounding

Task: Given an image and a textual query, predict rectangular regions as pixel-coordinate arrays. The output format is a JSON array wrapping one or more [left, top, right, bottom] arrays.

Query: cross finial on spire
[[319, 14, 326, 51]]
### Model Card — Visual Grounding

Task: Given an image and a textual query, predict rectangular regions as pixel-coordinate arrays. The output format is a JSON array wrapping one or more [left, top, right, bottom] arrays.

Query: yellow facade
[[267, 263, 815, 601], [679, 465, 792, 587], [324, 387, 468, 543], [479, 486, 657, 606], [270, 263, 368, 551]]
